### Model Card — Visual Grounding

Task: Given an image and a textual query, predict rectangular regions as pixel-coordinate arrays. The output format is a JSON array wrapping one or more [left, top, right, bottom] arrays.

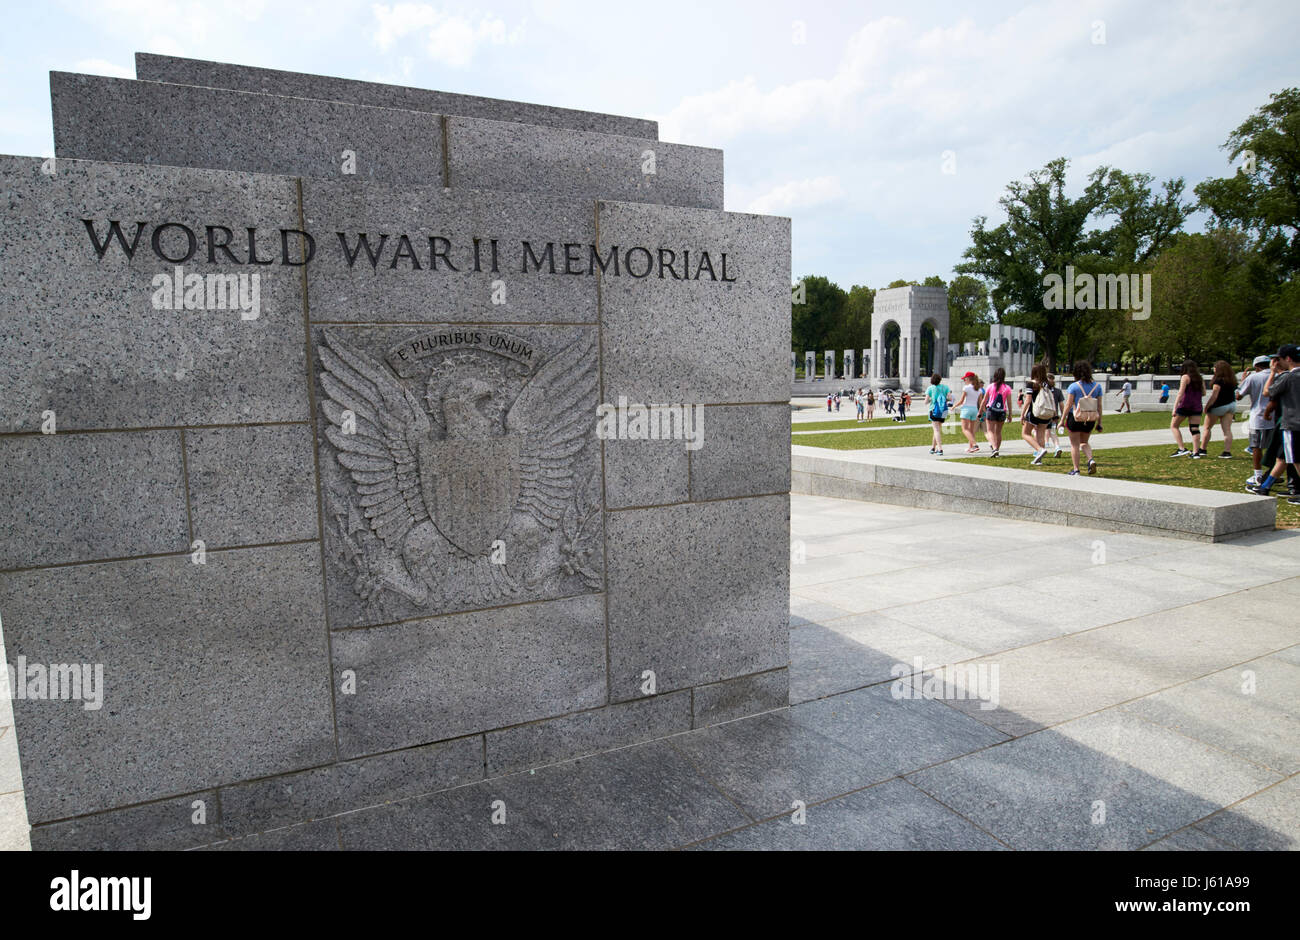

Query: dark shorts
[[1174, 407, 1199, 418], [985, 415, 1006, 424], [1026, 413, 1052, 426], [1066, 417, 1097, 434]]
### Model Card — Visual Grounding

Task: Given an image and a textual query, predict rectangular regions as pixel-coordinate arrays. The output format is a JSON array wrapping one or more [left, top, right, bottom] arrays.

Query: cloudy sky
[[1, 0, 1295, 288]]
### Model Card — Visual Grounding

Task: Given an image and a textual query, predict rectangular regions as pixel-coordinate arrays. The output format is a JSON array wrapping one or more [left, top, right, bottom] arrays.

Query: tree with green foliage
[[1195, 88, 1300, 276], [946, 274, 991, 345], [791, 274, 847, 362], [957, 158, 1192, 368], [1130, 229, 1262, 365]]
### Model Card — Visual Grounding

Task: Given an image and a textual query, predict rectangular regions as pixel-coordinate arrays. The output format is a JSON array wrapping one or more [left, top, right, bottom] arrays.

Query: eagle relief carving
[[318, 329, 602, 617]]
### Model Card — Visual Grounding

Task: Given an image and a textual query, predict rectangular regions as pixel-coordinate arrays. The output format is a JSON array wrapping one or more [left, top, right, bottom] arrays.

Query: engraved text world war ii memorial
[[0, 55, 791, 849]]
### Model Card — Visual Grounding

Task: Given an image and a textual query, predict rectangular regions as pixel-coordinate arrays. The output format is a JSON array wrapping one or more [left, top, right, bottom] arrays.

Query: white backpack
[[1032, 385, 1056, 420], [1073, 384, 1101, 421]]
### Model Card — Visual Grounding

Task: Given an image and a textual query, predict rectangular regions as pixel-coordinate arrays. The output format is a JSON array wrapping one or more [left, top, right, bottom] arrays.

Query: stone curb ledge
[[792, 446, 1276, 542]]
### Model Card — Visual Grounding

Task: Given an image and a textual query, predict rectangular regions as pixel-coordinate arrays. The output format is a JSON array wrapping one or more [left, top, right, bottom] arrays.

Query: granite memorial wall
[[0, 55, 791, 849]]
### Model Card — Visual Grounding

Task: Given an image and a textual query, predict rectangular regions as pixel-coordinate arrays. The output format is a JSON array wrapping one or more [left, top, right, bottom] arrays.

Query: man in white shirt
[[1238, 355, 1274, 485], [1116, 380, 1132, 413]]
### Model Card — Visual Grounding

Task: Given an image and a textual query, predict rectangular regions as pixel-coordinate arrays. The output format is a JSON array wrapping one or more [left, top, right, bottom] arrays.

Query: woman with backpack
[[1062, 360, 1104, 476], [1020, 362, 1055, 464], [925, 373, 950, 455], [1200, 360, 1238, 458], [1170, 360, 1205, 458], [953, 371, 981, 453], [983, 367, 1012, 457]]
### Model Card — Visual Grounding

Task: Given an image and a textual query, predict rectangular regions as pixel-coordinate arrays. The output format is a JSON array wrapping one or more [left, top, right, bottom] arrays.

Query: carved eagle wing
[[505, 333, 598, 528], [318, 330, 431, 553]]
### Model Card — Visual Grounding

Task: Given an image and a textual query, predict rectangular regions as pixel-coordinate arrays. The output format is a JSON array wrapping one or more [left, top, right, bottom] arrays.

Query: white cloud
[[72, 59, 134, 79], [371, 4, 524, 67], [746, 176, 844, 215]]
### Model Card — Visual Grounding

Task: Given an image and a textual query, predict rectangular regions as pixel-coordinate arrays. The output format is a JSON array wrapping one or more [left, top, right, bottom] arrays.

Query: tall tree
[[1195, 88, 1300, 275], [957, 158, 1191, 368], [946, 275, 991, 345], [1130, 229, 1260, 364], [791, 274, 847, 357]]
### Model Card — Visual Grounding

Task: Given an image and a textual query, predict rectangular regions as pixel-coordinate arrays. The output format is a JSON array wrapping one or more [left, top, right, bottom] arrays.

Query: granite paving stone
[[907, 710, 1281, 850], [0, 727, 21, 795], [1140, 827, 1238, 851], [219, 735, 485, 836], [484, 692, 692, 776], [788, 596, 852, 628], [29, 791, 223, 851], [199, 818, 341, 851], [787, 683, 1008, 773], [693, 778, 1006, 850], [341, 740, 748, 850], [667, 710, 894, 820], [1120, 656, 1300, 775], [1192, 775, 1300, 850], [0, 792, 30, 851]]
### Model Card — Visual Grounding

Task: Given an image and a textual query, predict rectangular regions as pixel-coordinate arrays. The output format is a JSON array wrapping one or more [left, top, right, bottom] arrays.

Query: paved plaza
[[4, 492, 1296, 851]]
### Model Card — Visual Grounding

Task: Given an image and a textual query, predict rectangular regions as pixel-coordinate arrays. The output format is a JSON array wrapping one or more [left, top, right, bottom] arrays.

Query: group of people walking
[[1166, 359, 1244, 458], [923, 361, 1105, 476], [1239, 345, 1300, 504]]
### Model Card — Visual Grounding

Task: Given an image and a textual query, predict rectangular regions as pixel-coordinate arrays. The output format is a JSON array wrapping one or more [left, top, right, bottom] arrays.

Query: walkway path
[[3, 493, 1294, 850]]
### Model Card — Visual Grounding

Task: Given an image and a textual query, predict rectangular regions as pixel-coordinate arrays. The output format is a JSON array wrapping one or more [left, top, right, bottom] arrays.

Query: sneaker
[[1087, 458, 1097, 475], [1289, 496, 1300, 505], [1052, 446, 1062, 457], [1217, 452, 1232, 459], [1170, 449, 1191, 457], [929, 447, 935, 455], [991, 450, 1000, 458], [936, 449, 943, 456], [1030, 449, 1045, 465], [1246, 482, 1271, 495], [1192, 451, 1205, 459], [1067, 469, 1080, 476], [1244, 445, 1255, 456]]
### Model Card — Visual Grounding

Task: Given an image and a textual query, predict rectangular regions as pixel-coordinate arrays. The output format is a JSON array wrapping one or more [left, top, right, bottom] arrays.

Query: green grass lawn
[[793, 409, 1205, 450], [965, 443, 1298, 529]]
